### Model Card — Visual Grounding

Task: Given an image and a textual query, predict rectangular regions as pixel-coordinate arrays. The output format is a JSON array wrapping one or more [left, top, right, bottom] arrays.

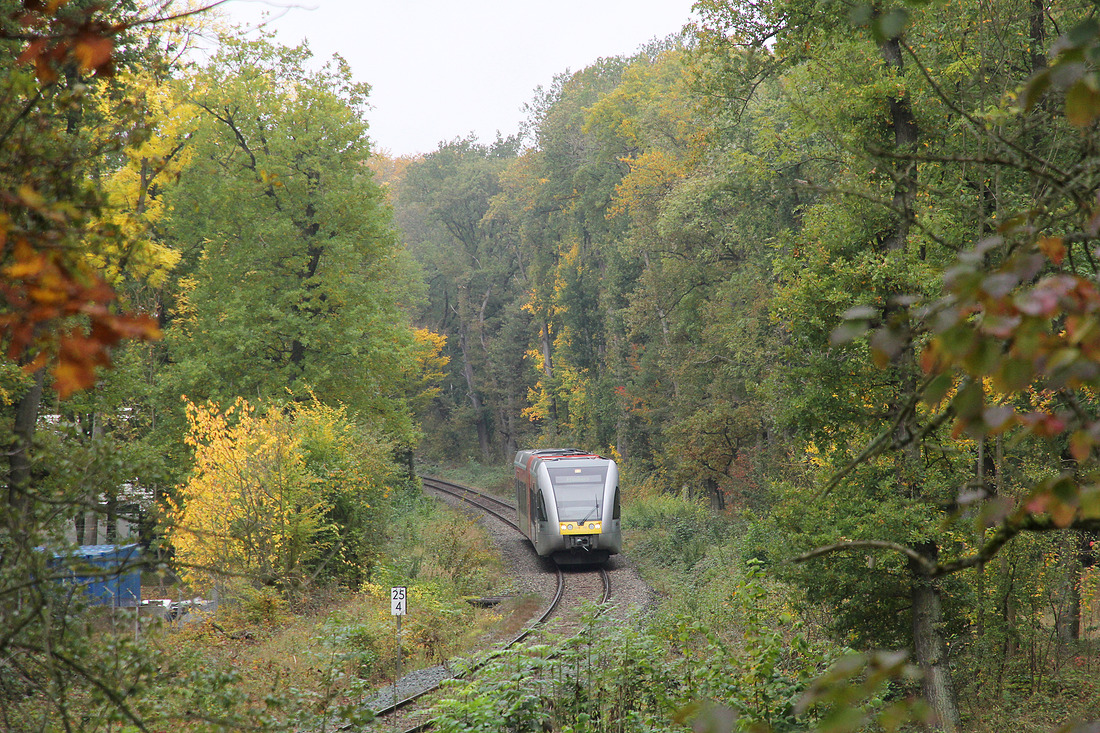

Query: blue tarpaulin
[[53, 544, 142, 608]]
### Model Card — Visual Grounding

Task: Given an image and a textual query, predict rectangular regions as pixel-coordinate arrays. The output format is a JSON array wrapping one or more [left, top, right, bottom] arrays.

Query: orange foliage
[[1, 191, 161, 398], [1, 2, 181, 398]]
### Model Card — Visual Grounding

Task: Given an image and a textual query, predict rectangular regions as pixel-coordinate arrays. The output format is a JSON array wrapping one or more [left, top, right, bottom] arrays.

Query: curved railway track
[[420, 475, 612, 628], [361, 475, 611, 731], [419, 476, 520, 531]]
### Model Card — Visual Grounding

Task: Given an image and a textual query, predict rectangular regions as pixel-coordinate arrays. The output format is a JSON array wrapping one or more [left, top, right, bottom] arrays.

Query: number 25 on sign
[[391, 586, 407, 615]]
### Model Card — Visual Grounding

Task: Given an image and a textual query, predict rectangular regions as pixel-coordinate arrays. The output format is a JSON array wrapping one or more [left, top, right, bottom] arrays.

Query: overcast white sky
[[219, 0, 699, 157]]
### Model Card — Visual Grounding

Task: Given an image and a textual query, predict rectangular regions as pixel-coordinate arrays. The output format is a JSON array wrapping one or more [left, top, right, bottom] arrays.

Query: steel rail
[[398, 564, 611, 733], [419, 475, 518, 528]]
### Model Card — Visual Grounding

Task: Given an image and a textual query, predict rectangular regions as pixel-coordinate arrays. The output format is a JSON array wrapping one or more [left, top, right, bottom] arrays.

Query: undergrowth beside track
[[2, 477, 516, 731], [415, 463, 1100, 733]]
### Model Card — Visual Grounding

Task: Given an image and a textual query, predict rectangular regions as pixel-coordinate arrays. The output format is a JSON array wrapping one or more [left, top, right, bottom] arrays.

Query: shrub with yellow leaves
[[169, 396, 397, 598]]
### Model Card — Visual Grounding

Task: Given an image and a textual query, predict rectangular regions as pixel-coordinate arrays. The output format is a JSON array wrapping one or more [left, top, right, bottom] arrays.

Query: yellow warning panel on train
[[559, 521, 602, 535]]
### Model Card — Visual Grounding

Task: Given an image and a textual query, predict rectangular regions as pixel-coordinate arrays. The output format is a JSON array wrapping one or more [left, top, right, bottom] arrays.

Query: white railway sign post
[[390, 586, 407, 615], [390, 587, 407, 728]]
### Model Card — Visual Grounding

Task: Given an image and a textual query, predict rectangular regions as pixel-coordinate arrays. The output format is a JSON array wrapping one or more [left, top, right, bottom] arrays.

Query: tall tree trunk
[[498, 403, 518, 457], [458, 323, 491, 461], [1055, 531, 1082, 643], [1029, 0, 1046, 74], [83, 510, 98, 545], [879, 28, 961, 727], [640, 251, 679, 398], [910, 547, 961, 732], [879, 36, 919, 253], [1056, 448, 1082, 642], [106, 498, 118, 544], [539, 320, 560, 430], [7, 369, 45, 522], [704, 477, 724, 512]]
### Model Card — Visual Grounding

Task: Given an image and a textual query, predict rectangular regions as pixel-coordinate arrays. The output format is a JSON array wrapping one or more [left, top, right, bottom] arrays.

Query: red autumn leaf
[[34, 53, 58, 84], [983, 405, 1017, 433], [919, 342, 940, 373], [4, 255, 47, 279], [59, 332, 104, 361], [1037, 236, 1066, 265], [1025, 493, 1050, 514], [73, 34, 113, 73], [16, 38, 49, 65], [1020, 411, 1067, 437], [981, 313, 1022, 338], [1, 241, 162, 398], [950, 418, 970, 440], [1015, 287, 1060, 317]]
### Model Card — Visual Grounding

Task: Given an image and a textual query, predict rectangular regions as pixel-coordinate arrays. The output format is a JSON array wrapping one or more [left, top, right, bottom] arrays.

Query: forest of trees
[[2, 0, 1100, 730], [392, 1, 1100, 729]]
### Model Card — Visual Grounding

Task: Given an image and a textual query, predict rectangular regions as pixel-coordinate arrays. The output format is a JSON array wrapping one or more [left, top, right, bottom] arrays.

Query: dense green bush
[[623, 491, 736, 572], [432, 568, 830, 733]]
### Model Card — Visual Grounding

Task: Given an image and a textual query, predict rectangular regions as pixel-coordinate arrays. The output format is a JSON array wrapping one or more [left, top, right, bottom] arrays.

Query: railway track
[[420, 475, 612, 628], [361, 475, 611, 732], [419, 476, 519, 531]]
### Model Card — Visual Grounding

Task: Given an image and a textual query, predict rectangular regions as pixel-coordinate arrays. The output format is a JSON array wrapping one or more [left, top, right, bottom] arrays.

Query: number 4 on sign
[[391, 586, 407, 615]]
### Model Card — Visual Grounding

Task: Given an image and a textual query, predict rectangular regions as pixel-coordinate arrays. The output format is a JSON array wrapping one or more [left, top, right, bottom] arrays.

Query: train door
[[515, 470, 529, 533], [528, 482, 538, 538], [525, 456, 541, 539], [532, 488, 548, 547]]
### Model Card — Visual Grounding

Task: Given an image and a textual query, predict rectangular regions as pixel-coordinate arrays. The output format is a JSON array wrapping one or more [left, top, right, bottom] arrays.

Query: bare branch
[[791, 539, 937, 575]]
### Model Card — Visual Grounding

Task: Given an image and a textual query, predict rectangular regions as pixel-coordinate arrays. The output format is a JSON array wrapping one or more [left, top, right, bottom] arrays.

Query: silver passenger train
[[514, 448, 622, 564]]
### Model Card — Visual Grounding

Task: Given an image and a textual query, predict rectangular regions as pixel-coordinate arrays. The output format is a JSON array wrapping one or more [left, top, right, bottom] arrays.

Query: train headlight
[[560, 521, 602, 535]]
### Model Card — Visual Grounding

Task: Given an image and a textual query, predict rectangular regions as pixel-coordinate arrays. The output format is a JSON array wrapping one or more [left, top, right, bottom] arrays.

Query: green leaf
[[870, 326, 907, 367], [1080, 485, 1100, 518], [953, 380, 984, 419], [1070, 430, 1093, 462], [818, 705, 868, 733], [993, 357, 1034, 392], [848, 3, 873, 27], [938, 324, 974, 357], [1067, 18, 1100, 48], [922, 373, 953, 406], [841, 305, 878, 320], [831, 319, 870, 345], [872, 8, 909, 42], [1065, 77, 1100, 128], [962, 337, 1001, 376]]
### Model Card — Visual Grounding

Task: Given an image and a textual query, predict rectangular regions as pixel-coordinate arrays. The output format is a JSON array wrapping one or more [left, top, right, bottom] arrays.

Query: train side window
[[535, 492, 548, 522], [612, 486, 621, 520]]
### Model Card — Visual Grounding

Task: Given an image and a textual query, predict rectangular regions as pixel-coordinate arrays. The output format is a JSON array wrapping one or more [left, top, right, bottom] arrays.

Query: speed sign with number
[[390, 586, 407, 615]]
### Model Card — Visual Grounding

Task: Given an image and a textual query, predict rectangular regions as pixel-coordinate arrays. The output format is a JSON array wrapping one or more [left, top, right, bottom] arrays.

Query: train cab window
[[612, 486, 621, 520], [534, 492, 548, 522], [547, 464, 608, 521]]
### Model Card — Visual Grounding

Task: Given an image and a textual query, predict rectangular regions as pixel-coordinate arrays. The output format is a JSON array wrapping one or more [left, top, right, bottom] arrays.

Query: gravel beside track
[[360, 664, 453, 713]]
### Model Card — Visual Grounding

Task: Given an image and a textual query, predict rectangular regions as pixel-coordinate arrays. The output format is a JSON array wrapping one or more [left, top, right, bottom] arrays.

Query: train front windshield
[[548, 465, 607, 521]]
